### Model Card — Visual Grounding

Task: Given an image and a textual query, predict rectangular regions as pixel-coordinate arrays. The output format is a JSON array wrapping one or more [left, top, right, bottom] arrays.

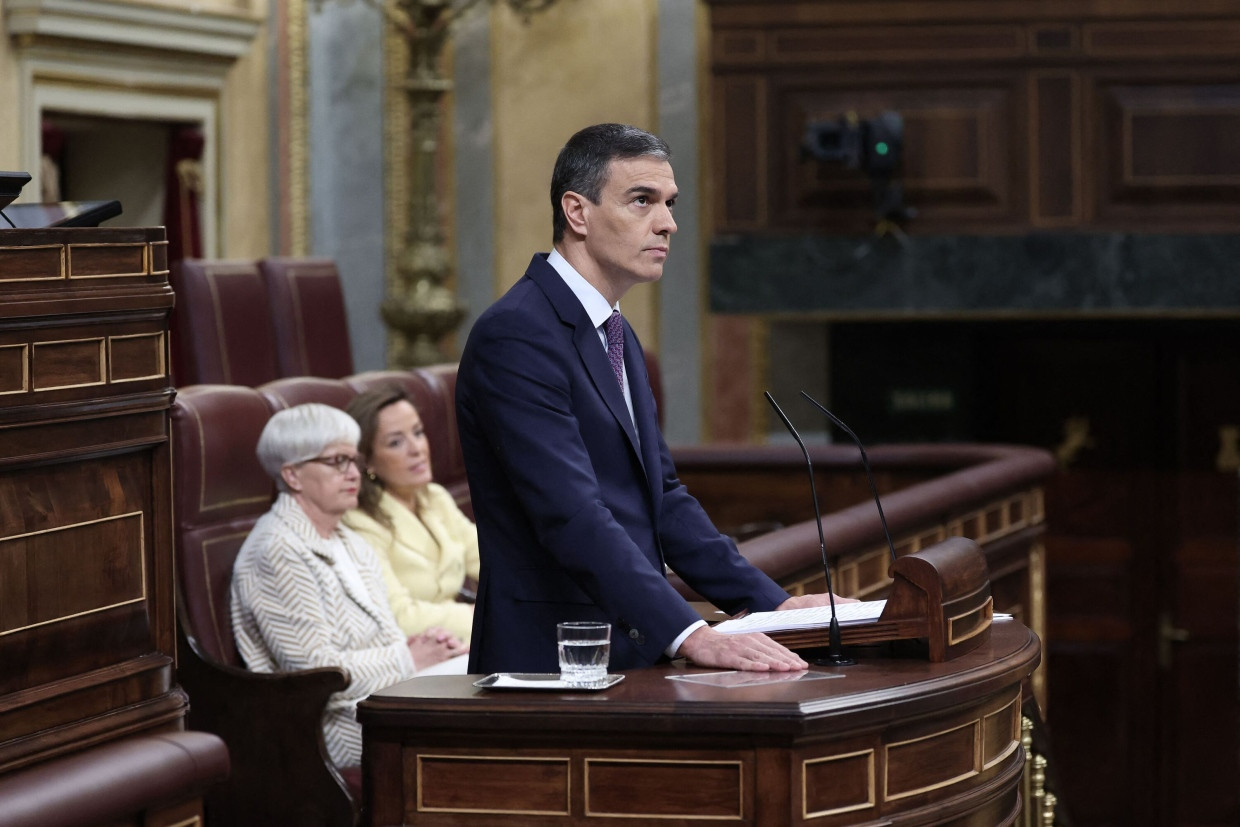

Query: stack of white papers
[[714, 600, 887, 635]]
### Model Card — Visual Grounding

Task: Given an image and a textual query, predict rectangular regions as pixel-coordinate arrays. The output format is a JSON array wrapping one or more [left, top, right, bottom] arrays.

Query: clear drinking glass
[[556, 621, 611, 687]]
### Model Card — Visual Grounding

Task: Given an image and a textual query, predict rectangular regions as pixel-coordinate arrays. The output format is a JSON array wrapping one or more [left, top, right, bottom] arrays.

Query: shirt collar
[[547, 248, 619, 329]]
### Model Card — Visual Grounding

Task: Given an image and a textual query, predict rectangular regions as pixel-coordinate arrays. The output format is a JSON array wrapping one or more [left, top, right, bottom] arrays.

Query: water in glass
[[557, 622, 611, 687]]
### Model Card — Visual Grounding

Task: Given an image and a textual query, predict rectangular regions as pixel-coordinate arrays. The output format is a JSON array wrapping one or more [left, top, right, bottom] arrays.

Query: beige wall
[[0, 0, 270, 258], [218, 7, 271, 258], [0, 13, 18, 173], [490, 0, 661, 349]]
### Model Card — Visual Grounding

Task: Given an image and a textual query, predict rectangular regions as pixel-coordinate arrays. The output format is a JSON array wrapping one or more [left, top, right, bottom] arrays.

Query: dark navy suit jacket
[[457, 253, 790, 673]]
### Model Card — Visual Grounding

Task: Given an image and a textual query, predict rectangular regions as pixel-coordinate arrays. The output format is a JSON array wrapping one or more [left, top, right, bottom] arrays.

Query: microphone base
[[811, 652, 856, 667]]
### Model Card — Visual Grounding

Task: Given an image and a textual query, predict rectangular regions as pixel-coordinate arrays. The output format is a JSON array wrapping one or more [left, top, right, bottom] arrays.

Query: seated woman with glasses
[[229, 402, 452, 771], [342, 387, 476, 670]]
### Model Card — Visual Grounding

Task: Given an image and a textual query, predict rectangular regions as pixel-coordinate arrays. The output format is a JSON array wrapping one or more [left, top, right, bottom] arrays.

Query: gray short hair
[[256, 403, 360, 492], [550, 123, 671, 243]]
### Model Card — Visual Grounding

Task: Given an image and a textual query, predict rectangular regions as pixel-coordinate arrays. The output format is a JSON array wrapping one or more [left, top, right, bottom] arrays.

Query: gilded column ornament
[[314, 0, 559, 366], [288, 0, 311, 256]]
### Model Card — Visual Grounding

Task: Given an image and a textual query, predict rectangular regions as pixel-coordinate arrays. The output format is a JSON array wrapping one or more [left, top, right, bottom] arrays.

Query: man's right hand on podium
[[677, 626, 809, 672]]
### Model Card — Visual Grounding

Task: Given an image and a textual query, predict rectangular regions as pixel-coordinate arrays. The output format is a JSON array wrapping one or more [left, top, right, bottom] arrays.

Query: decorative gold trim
[[66, 242, 149, 279], [1029, 70, 1084, 227], [982, 694, 1021, 770], [31, 337, 106, 390], [107, 332, 167, 383], [1029, 540, 1047, 710], [288, 0, 310, 255], [1032, 754, 1050, 824], [0, 512, 147, 637], [415, 753, 570, 816], [948, 595, 993, 646], [1122, 103, 1240, 186], [884, 720, 980, 801], [150, 239, 171, 278], [793, 486, 1046, 598], [584, 757, 744, 820], [383, 10, 410, 367], [0, 244, 66, 282], [801, 749, 875, 818], [0, 344, 31, 395]]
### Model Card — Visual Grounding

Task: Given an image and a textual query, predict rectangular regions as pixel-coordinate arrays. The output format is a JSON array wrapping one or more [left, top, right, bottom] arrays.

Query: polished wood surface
[[769, 537, 995, 663], [674, 444, 1051, 705], [360, 622, 1039, 826], [0, 226, 177, 769], [0, 226, 225, 824]]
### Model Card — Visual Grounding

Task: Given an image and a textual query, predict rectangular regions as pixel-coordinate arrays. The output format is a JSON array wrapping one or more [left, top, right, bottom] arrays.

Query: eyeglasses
[[301, 454, 361, 473]]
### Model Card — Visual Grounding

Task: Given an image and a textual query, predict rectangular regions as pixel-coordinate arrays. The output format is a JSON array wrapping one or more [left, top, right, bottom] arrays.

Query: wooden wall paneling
[[772, 75, 1027, 233], [1031, 72, 1082, 226], [1083, 18, 1240, 60], [1093, 70, 1240, 228], [710, 4, 1240, 237], [714, 76, 767, 230]]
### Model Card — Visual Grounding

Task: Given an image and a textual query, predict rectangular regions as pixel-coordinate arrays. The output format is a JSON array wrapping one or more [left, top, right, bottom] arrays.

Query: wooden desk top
[[359, 621, 1039, 740]]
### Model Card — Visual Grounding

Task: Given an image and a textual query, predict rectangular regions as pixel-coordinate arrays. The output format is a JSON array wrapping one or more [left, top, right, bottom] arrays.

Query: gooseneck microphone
[[800, 391, 898, 566], [764, 391, 855, 666]]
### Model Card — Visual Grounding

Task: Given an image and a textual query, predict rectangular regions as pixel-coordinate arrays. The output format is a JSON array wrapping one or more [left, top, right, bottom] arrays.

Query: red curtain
[[164, 126, 204, 263]]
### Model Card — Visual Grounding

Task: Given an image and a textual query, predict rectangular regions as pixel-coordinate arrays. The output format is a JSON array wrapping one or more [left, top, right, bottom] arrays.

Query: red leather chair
[[258, 375, 357, 413], [171, 384, 358, 827], [259, 257, 355, 379], [170, 260, 281, 386]]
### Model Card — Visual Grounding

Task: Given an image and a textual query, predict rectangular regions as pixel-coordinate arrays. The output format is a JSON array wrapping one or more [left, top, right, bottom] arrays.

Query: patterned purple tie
[[604, 310, 625, 389]]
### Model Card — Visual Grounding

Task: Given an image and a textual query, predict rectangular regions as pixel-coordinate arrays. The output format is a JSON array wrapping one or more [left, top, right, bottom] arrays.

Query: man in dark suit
[[457, 123, 849, 675]]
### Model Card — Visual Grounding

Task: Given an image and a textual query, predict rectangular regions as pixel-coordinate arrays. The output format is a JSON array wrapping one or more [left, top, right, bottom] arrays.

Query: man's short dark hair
[[550, 123, 671, 243]]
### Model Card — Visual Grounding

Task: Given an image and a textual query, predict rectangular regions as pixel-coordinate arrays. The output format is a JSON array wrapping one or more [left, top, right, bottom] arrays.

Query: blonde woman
[[344, 387, 476, 662]]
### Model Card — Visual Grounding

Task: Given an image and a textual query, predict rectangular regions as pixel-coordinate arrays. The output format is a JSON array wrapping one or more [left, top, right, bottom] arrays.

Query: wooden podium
[[0, 227, 227, 824], [359, 622, 1040, 826]]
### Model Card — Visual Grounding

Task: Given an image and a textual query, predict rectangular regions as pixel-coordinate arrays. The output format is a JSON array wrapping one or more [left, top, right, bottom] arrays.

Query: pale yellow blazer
[[343, 484, 479, 641]]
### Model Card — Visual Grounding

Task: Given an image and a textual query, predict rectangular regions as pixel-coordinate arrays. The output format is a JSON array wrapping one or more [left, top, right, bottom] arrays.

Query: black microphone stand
[[764, 392, 854, 666], [800, 391, 898, 566]]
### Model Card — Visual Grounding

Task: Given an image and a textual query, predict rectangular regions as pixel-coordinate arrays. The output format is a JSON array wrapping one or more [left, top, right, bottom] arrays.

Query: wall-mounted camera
[[801, 111, 915, 230]]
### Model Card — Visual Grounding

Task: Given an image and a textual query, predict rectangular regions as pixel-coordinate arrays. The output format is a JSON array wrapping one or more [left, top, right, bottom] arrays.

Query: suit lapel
[[527, 257, 643, 455]]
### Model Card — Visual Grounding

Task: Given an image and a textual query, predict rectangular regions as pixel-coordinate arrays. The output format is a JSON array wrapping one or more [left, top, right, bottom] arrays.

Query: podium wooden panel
[[359, 622, 1039, 826], [0, 226, 227, 824]]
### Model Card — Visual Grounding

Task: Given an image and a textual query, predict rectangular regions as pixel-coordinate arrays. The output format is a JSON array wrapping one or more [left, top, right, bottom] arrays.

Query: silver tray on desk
[[473, 673, 624, 691]]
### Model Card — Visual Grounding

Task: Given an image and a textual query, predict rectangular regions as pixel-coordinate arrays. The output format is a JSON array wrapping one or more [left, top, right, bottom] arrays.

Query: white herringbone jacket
[[230, 492, 415, 768]]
